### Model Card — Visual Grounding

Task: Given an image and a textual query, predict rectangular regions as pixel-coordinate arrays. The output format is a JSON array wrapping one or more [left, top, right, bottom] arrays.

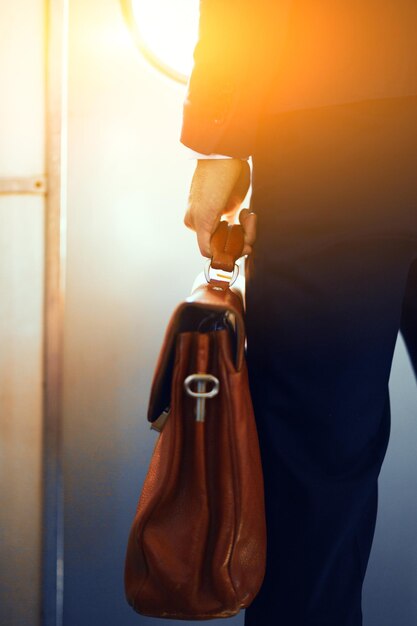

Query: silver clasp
[[184, 373, 220, 421], [204, 259, 239, 288]]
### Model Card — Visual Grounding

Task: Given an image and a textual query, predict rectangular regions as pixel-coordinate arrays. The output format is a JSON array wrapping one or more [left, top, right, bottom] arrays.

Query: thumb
[[196, 218, 220, 259], [239, 208, 257, 255]]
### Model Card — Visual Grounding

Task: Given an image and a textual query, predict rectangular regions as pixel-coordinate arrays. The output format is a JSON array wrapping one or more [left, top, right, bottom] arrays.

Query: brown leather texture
[[210, 219, 244, 272], [124, 239, 267, 618], [146, 277, 247, 426]]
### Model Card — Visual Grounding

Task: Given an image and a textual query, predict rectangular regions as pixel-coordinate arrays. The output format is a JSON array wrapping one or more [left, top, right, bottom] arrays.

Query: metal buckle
[[184, 373, 220, 422], [204, 259, 239, 288], [150, 407, 170, 432]]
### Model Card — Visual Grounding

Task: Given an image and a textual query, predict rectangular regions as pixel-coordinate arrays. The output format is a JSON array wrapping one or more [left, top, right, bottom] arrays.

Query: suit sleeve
[[179, 1, 289, 159]]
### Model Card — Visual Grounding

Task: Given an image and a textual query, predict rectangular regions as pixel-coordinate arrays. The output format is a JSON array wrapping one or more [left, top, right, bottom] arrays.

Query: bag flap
[[146, 273, 246, 423]]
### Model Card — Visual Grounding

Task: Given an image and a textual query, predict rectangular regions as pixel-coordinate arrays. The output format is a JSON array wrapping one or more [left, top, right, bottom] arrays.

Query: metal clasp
[[204, 259, 239, 288], [183, 373, 220, 422], [150, 407, 170, 432]]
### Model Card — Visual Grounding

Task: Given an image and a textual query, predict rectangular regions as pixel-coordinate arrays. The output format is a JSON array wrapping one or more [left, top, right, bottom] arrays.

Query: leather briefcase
[[124, 220, 267, 620]]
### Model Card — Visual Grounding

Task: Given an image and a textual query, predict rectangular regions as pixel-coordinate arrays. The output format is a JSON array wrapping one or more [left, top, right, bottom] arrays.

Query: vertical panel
[[0, 2, 46, 176], [0, 199, 44, 626], [42, 0, 68, 623], [0, 1, 46, 625]]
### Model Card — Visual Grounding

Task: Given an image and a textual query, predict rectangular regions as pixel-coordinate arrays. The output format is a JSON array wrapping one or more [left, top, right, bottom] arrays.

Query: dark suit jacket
[[180, 1, 417, 158]]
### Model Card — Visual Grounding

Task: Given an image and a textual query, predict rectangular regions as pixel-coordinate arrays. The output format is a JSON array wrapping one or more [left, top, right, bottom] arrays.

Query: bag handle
[[210, 220, 245, 272], [204, 220, 245, 290]]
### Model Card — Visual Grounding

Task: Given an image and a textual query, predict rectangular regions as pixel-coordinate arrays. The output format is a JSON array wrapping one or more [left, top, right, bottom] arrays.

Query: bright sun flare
[[131, 0, 199, 78]]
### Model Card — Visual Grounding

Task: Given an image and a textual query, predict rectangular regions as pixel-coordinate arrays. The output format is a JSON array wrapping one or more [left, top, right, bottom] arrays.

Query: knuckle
[[183, 213, 193, 229]]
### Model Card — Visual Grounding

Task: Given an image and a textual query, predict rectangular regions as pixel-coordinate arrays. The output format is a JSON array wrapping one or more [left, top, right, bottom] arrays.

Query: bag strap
[[210, 220, 244, 273], [206, 221, 245, 290], [147, 223, 247, 425]]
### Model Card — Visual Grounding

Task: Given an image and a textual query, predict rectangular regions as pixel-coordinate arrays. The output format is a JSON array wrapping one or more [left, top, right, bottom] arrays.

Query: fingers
[[183, 159, 255, 260], [222, 161, 251, 219], [183, 159, 244, 258], [184, 208, 220, 257], [184, 208, 257, 259], [196, 222, 218, 259], [239, 208, 257, 256], [183, 211, 193, 230]]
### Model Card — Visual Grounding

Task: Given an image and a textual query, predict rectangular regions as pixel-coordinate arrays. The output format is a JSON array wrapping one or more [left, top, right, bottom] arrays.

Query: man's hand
[[184, 159, 257, 258]]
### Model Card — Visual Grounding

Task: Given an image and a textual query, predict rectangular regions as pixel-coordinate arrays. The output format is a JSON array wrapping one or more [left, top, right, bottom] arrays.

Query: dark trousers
[[243, 96, 417, 625]]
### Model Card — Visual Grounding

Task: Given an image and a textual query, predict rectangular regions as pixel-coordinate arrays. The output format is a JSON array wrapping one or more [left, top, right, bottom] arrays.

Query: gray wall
[[63, 0, 205, 624], [62, 1, 417, 625], [363, 337, 417, 624]]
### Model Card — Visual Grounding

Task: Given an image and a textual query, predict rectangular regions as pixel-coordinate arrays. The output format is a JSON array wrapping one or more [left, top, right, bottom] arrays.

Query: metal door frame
[[42, 1, 68, 624]]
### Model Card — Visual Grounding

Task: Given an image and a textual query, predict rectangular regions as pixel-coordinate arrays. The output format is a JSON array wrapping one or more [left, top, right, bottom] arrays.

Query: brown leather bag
[[124, 220, 267, 620]]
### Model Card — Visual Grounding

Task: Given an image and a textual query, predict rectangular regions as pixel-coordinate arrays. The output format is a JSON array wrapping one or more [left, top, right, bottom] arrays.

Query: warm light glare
[[131, 0, 199, 77]]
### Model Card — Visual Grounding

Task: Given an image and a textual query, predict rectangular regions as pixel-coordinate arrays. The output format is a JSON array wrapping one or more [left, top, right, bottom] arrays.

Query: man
[[179, 2, 417, 624]]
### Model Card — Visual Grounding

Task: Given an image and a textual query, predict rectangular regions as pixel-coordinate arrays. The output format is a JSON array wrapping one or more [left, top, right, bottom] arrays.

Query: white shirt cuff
[[184, 147, 248, 160]]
